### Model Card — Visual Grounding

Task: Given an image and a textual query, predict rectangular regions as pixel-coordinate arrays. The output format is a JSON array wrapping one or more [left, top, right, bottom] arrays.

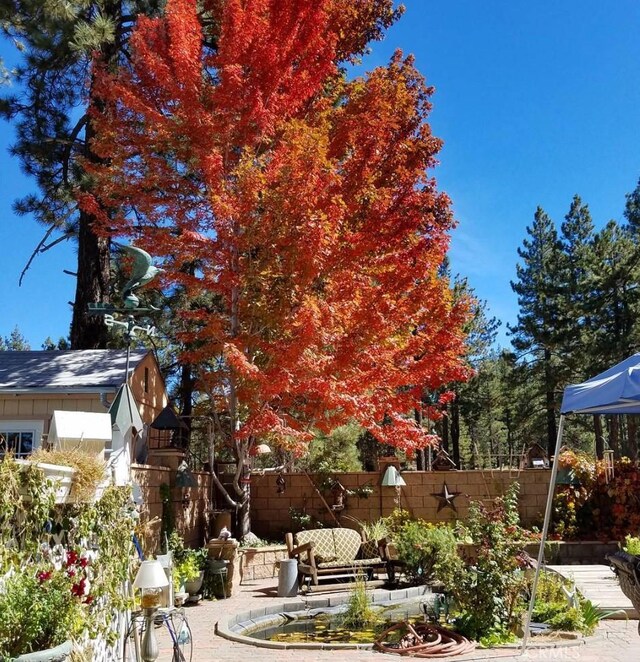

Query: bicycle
[[123, 606, 193, 662]]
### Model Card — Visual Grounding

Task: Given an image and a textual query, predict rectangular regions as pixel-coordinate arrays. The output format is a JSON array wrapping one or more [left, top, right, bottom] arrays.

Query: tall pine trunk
[[70, 3, 123, 348], [70, 206, 111, 348], [628, 415, 638, 461], [593, 414, 604, 460], [544, 348, 557, 458], [451, 398, 460, 468]]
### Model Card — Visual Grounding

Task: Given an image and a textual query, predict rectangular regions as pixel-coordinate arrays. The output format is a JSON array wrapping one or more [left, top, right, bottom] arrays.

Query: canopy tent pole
[[521, 414, 566, 653]]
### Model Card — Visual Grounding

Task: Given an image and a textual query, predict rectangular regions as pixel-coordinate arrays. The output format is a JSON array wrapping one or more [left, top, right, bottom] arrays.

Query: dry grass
[[30, 448, 107, 502]]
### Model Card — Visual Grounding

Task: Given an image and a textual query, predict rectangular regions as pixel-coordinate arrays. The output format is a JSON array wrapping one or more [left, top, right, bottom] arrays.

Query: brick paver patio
[[156, 577, 640, 661]]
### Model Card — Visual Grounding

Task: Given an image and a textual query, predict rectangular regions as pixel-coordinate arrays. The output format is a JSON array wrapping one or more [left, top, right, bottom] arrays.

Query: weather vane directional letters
[[87, 244, 163, 341]]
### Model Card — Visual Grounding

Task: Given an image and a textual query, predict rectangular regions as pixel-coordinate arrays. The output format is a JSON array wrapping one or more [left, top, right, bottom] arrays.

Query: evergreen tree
[[557, 195, 595, 382], [624, 177, 640, 237], [41, 336, 71, 350], [0, 1, 163, 348], [509, 207, 564, 456], [1, 326, 31, 350], [440, 276, 500, 467]]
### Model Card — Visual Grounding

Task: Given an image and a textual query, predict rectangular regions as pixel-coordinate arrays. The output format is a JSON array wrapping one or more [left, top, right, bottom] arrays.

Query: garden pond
[[245, 595, 437, 644]]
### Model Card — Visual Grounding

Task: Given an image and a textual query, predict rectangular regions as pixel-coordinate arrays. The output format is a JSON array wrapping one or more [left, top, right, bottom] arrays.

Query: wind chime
[[603, 442, 615, 484]]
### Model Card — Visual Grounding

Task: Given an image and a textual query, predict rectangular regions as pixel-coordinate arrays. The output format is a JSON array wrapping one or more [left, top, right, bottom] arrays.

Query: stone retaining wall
[[249, 469, 551, 540], [238, 545, 290, 582], [132, 464, 212, 554]]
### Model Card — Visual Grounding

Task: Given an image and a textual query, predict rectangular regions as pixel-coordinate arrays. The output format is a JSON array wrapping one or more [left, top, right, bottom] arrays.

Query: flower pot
[[184, 571, 205, 595], [16, 459, 75, 504], [15, 640, 72, 661]]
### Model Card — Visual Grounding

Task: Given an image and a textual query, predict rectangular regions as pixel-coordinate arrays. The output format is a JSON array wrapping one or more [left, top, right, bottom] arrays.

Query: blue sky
[[1, 0, 640, 348]]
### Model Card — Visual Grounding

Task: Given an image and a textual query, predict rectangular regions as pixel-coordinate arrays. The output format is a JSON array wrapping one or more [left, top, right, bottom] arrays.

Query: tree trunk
[[414, 407, 425, 470], [441, 408, 450, 453], [70, 4, 123, 349], [609, 416, 620, 455], [594, 414, 604, 460], [628, 415, 638, 461], [70, 207, 111, 348], [237, 486, 251, 540], [451, 398, 460, 468], [177, 362, 194, 448], [544, 348, 557, 458]]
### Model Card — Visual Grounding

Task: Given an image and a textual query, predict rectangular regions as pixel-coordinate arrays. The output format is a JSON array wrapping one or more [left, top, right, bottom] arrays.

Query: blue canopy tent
[[523, 353, 640, 650]]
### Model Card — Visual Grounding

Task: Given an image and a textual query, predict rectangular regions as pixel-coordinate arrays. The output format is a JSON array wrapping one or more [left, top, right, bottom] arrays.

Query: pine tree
[[509, 207, 564, 456], [1, 326, 31, 350], [0, 1, 163, 348], [624, 177, 640, 237], [557, 195, 595, 382]]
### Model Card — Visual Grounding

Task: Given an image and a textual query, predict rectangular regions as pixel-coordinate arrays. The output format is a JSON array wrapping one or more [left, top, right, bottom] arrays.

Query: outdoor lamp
[[381, 465, 406, 488], [381, 465, 406, 510], [133, 560, 169, 662]]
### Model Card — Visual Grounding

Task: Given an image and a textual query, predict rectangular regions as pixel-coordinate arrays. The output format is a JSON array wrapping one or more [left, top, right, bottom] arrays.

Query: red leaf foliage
[[82, 0, 472, 454]]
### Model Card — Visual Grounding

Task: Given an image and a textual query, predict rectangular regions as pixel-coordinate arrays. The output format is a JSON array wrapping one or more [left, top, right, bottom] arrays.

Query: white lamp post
[[133, 560, 169, 662], [381, 465, 406, 509]]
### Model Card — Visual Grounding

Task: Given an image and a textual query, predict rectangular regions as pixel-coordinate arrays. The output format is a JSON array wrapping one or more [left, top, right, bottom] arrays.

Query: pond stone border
[[215, 584, 590, 651]]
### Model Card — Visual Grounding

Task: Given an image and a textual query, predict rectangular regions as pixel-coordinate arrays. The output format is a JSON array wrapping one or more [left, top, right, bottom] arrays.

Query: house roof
[[0, 350, 149, 392]]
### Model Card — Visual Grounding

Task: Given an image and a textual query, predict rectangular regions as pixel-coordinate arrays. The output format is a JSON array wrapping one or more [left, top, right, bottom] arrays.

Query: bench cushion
[[317, 558, 383, 570], [295, 529, 336, 561], [294, 528, 369, 563]]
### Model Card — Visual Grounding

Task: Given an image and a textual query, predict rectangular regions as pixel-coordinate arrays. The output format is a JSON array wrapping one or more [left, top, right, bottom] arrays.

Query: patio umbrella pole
[[521, 414, 565, 654]]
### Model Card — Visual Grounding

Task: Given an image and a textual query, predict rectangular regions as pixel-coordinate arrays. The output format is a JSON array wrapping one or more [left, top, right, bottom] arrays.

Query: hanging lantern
[[331, 481, 347, 511]]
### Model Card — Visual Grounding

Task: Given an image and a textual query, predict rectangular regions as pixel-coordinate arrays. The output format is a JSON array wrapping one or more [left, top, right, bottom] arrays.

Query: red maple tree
[[82, 0, 471, 534]]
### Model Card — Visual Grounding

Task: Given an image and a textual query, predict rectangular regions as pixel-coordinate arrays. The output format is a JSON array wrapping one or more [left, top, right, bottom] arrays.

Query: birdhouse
[[521, 442, 549, 469], [431, 446, 456, 471]]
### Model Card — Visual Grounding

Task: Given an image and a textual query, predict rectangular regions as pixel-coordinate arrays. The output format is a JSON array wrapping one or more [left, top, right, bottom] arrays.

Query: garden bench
[[285, 527, 386, 589]]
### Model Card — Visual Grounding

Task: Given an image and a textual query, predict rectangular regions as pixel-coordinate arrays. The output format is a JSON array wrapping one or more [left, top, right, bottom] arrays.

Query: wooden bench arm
[[289, 541, 314, 558]]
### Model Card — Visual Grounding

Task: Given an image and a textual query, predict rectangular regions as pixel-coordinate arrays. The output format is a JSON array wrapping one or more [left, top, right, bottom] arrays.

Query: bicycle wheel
[[166, 609, 193, 662], [122, 615, 144, 662]]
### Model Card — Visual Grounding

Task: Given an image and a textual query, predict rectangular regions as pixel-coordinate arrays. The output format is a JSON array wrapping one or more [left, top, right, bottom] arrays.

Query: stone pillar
[[207, 538, 240, 596]]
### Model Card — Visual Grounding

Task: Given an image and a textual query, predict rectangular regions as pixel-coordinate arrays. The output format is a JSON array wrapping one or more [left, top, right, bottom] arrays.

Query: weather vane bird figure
[[115, 244, 163, 309]]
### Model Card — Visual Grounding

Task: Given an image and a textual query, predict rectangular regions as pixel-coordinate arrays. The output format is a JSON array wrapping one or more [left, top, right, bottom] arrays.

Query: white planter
[[16, 459, 76, 504]]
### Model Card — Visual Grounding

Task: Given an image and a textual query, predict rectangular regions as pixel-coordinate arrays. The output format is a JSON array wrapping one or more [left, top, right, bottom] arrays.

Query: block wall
[[249, 469, 552, 540], [132, 464, 212, 554]]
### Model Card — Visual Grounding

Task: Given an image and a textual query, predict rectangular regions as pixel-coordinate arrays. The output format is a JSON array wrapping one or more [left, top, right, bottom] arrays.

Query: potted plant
[[0, 552, 90, 660], [168, 533, 208, 599]]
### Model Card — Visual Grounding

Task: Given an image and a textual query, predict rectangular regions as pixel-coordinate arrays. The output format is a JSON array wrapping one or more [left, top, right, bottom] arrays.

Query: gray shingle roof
[[0, 350, 149, 391]]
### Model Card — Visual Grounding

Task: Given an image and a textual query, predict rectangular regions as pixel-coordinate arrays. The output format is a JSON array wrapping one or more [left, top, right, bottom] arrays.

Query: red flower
[[65, 550, 79, 567], [37, 571, 52, 582], [71, 579, 87, 597]]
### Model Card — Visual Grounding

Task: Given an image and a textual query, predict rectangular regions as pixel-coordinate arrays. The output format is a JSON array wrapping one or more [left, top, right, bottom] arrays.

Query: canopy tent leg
[[521, 414, 565, 653]]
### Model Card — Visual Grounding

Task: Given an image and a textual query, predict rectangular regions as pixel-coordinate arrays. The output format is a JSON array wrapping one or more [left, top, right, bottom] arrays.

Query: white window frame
[[0, 420, 44, 458]]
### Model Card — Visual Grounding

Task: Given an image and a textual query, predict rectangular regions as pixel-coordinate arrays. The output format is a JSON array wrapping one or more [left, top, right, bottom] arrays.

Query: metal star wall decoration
[[431, 482, 462, 513]]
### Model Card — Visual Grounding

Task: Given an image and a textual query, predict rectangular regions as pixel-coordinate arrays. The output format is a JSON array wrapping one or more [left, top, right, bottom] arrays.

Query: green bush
[[446, 483, 529, 643], [0, 567, 85, 657], [623, 535, 640, 555], [394, 521, 462, 586]]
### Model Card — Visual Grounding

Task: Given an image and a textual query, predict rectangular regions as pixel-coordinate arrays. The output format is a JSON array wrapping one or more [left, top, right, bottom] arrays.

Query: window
[[0, 421, 44, 459], [144, 367, 149, 393]]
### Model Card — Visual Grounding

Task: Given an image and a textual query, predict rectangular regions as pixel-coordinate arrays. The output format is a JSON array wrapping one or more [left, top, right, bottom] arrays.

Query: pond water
[[247, 598, 431, 645]]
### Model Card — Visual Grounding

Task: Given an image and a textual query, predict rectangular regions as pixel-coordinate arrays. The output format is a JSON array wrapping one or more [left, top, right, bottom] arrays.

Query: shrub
[[340, 574, 380, 629], [623, 535, 640, 555], [394, 520, 462, 586], [0, 567, 86, 657], [446, 483, 530, 643]]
